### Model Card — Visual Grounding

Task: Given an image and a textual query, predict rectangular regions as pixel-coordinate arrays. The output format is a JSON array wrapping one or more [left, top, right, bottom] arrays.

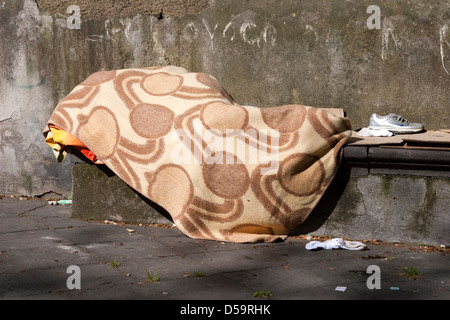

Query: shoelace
[[390, 114, 410, 125]]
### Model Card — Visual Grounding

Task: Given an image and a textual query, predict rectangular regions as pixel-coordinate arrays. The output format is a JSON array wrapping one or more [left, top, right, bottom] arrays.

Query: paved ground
[[1, 196, 448, 305]]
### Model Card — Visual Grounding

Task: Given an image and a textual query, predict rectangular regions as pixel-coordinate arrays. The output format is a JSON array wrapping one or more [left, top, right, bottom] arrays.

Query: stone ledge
[[342, 145, 450, 177], [69, 146, 450, 245], [293, 171, 449, 246]]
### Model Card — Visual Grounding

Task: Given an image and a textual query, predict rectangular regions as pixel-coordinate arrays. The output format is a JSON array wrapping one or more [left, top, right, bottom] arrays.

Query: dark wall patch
[[35, 0, 212, 19]]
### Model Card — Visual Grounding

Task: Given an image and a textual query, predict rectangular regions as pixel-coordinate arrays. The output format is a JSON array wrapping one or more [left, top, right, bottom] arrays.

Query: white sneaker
[[369, 113, 423, 133]]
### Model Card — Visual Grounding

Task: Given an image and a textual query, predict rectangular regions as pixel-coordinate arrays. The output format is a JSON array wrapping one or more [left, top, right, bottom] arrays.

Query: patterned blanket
[[43, 66, 351, 243]]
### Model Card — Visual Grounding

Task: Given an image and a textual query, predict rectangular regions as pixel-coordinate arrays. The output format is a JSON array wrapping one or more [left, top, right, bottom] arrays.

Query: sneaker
[[369, 113, 424, 133]]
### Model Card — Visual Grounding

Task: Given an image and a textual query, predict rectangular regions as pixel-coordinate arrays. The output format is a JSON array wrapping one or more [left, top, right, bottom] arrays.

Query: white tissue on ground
[[357, 127, 393, 137], [305, 238, 367, 251]]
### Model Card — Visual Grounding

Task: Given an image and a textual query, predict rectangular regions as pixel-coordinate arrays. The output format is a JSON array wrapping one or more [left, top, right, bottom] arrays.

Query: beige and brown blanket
[[43, 65, 352, 243]]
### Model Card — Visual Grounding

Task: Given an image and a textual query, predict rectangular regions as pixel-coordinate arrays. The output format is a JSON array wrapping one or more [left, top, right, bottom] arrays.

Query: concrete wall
[[294, 173, 450, 246], [0, 0, 449, 197]]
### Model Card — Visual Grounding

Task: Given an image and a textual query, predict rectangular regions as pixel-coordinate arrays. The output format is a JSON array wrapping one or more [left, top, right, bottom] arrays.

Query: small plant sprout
[[401, 266, 423, 279], [144, 269, 160, 282], [253, 290, 273, 298], [193, 270, 206, 277], [108, 257, 120, 268], [184, 270, 206, 277]]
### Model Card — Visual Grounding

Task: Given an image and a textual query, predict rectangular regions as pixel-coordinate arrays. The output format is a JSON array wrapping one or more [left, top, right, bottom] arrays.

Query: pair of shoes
[[369, 113, 424, 134]]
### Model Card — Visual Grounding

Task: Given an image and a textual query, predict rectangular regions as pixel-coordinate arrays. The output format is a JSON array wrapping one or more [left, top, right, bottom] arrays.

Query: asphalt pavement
[[1, 196, 448, 305]]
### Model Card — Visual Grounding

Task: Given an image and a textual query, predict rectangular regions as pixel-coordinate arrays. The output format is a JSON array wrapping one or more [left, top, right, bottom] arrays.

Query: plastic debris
[[357, 127, 393, 137], [306, 238, 367, 251], [335, 286, 347, 292]]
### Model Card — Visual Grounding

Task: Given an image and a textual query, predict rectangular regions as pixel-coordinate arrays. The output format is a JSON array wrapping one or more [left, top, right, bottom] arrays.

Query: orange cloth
[[45, 125, 103, 164]]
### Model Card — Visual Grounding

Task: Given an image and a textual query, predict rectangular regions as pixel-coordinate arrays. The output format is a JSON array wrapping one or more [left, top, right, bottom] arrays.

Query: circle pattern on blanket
[[260, 104, 307, 133], [140, 72, 183, 96], [202, 152, 250, 199], [278, 153, 325, 197], [201, 102, 249, 133], [148, 164, 193, 220], [130, 103, 174, 139], [77, 106, 119, 160]]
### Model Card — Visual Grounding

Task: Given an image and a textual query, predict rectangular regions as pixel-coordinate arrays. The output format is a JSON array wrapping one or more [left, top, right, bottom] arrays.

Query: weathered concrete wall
[[294, 173, 450, 246], [71, 163, 172, 225], [0, 0, 449, 196]]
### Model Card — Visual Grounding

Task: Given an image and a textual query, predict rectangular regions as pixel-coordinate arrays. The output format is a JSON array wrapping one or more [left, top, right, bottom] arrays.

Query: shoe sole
[[369, 126, 423, 134]]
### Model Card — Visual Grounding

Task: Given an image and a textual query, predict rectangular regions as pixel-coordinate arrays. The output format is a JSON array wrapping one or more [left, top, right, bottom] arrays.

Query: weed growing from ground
[[108, 257, 120, 268], [253, 290, 273, 298], [400, 266, 423, 279], [144, 269, 160, 282]]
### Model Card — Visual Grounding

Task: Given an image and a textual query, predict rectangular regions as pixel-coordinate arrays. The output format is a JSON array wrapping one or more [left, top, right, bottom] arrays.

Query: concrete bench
[[69, 144, 450, 246], [293, 145, 449, 246]]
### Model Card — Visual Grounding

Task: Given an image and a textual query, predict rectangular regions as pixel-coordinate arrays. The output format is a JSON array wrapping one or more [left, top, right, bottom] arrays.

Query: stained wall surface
[[0, 0, 449, 196]]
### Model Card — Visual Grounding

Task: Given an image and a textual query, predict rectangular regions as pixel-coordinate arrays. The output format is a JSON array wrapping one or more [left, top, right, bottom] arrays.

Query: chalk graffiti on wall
[[440, 24, 449, 75], [192, 16, 277, 49], [79, 7, 450, 75], [5, 2, 449, 75], [81, 10, 277, 50], [366, 5, 449, 74], [380, 18, 402, 61]]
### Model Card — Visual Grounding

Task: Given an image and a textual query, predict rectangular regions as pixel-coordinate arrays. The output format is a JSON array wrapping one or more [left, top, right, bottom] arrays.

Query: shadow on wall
[[99, 164, 175, 224], [290, 166, 351, 236]]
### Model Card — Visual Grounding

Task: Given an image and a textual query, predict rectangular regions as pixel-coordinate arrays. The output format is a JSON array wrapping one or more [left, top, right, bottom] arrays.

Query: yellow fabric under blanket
[[45, 125, 104, 164], [43, 65, 352, 243]]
